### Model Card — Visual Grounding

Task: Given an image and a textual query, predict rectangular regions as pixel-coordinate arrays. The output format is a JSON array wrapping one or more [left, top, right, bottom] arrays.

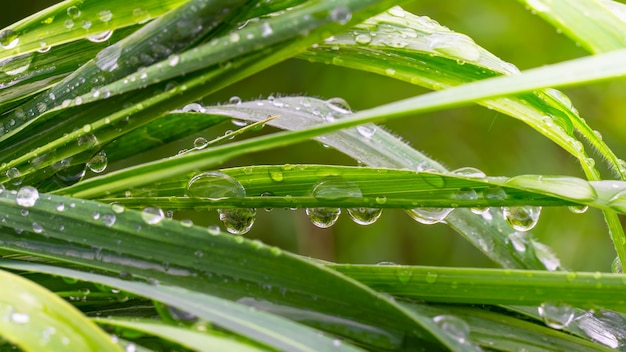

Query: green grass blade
[[0, 0, 186, 59], [330, 264, 626, 312], [0, 268, 120, 351], [0, 260, 364, 352], [95, 318, 269, 352], [520, 0, 626, 53]]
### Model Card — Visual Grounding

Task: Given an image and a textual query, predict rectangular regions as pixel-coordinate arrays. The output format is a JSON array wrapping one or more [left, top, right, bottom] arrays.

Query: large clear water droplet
[[306, 208, 341, 228], [218, 208, 255, 235], [87, 30, 113, 43], [433, 315, 470, 343], [87, 151, 108, 173], [427, 32, 481, 62], [16, 186, 39, 207], [568, 205, 588, 214], [186, 172, 245, 199], [0, 54, 32, 76], [347, 208, 382, 225], [406, 207, 453, 225], [0, 29, 19, 49], [325, 97, 351, 114], [142, 206, 164, 225], [311, 176, 362, 201], [502, 206, 541, 232], [53, 164, 86, 186], [538, 302, 575, 329], [330, 6, 351, 24], [452, 167, 486, 179]]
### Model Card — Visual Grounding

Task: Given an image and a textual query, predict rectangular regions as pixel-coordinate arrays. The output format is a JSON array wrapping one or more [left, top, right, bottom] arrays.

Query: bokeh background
[[5, 1, 626, 271]]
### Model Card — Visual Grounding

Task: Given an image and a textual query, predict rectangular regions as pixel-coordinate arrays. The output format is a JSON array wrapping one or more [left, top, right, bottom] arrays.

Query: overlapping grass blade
[[0, 268, 120, 351], [520, 0, 626, 53]]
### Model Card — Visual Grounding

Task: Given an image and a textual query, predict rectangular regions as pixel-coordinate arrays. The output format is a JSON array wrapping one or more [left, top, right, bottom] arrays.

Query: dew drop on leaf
[[347, 207, 382, 225], [193, 137, 208, 149], [10, 312, 30, 324], [16, 186, 39, 207], [611, 257, 622, 273], [306, 208, 341, 228], [98, 10, 113, 22], [538, 302, 575, 329], [568, 205, 588, 214], [406, 207, 453, 225], [141, 206, 164, 225], [67, 6, 81, 19], [87, 151, 108, 173], [218, 208, 255, 235], [330, 6, 352, 24], [186, 172, 245, 199], [0, 29, 19, 49], [87, 30, 113, 43], [433, 315, 470, 343], [355, 33, 372, 45], [502, 206, 541, 232]]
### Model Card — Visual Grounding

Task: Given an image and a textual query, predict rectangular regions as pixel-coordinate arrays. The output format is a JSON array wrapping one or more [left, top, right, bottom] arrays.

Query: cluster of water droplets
[[307, 176, 382, 228], [186, 172, 255, 235]]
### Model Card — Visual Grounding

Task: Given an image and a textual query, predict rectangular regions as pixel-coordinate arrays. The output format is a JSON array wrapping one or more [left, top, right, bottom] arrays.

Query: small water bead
[[218, 208, 255, 235], [16, 186, 39, 207], [102, 214, 116, 227], [452, 167, 486, 179], [228, 96, 242, 105], [10, 312, 30, 324], [168, 54, 179, 67], [87, 151, 108, 173], [261, 22, 273, 37], [427, 32, 481, 62], [67, 6, 81, 18], [133, 8, 151, 24], [568, 205, 588, 214], [325, 97, 351, 114], [356, 125, 376, 139], [64, 20, 75, 29], [538, 302, 575, 329], [207, 225, 220, 235], [347, 207, 382, 225], [111, 203, 125, 213], [99, 10, 113, 22], [406, 207, 453, 225], [87, 30, 113, 43], [355, 33, 372, 44], [56, 203, 65, 212], [6, 167, 20, 180], [141, 206, 164, 225], [81, 20, 92, 29], [330, 6, 351, 25], [306, 208, 341, 228], [0, 29, 19, 49], [193, 137, 208, 149], [502, 206, 541, 232], [433, 315, 470, 344], [181, 103, 204, 113], [611, 257, 622, 273]]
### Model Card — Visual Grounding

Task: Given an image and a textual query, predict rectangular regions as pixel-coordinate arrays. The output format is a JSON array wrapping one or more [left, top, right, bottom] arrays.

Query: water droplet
[[311, 176, 362, 201], [111, 203, 125, 213], [355, 33, 372, 44], [396, 268, 413, 283], [433, 315, 470, 343], [229, 32, 240, 43], [425, 271, 438, 284], [64, 19, 75, 29], [453, 167, 486, 178], [181, 103, 204, 113], [10, 312, 30, 324], [87, 151, 108, 173], [102, 214, 116, 227], [87, 30, 113, 43], [207, 225, 220, 235], [0, 54, 32, 76], [306, 208, 341, 228], [228, 96, 242, 105], [168, 54, 179, 67], [611, 257, 622, 273], [347, 208, 382, 225], [0, 29, 19, 49], [32, 222, 43, 234], [186, 172, 245, 199], [37, 42, 51, 53], [261, 22, 273, 37], [96, 45, 122, 72], [67, 6, 81, 18], [6, 167, 21, 182], [532, 240, 561, 271], [502, 206, 541, 232], [16, 186, 39, 207], [568, 205, 588, 214], [325, 97, 351, 114], [142, 206, 164, 225], [193, 137, 208, 149], [406, 207, 453, 225], [132, 8, 151, 24], [356, 125, 377, 138], [427, 32, 481, 62], [219, 208, 256, 235], [98, 10, 113, 22], [538, 302, 575, 329], [56, 203, 65, 212], [268, 169, 284, 182], [330, 6, 351, 24], [508, 231, 528, 252]]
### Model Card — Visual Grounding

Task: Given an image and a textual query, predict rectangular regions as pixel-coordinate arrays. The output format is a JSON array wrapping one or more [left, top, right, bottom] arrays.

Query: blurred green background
[[5, 1, 626, 271]]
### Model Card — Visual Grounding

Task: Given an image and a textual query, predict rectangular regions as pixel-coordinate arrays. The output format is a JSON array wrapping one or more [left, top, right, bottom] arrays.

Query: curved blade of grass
[[95, 318, 268, 352], [0, 268, 120, 351], [329, 264, 626, 312], [520, 0, 626, 54], [405, 303, 613, 352], [0, 189, 462, 350], [0, 260, 364, 352], [0, 0, 186, 60]]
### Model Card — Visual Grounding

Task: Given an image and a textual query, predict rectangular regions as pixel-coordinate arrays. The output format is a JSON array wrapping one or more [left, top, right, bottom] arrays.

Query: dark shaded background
[[5, 1, 626, 271]]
